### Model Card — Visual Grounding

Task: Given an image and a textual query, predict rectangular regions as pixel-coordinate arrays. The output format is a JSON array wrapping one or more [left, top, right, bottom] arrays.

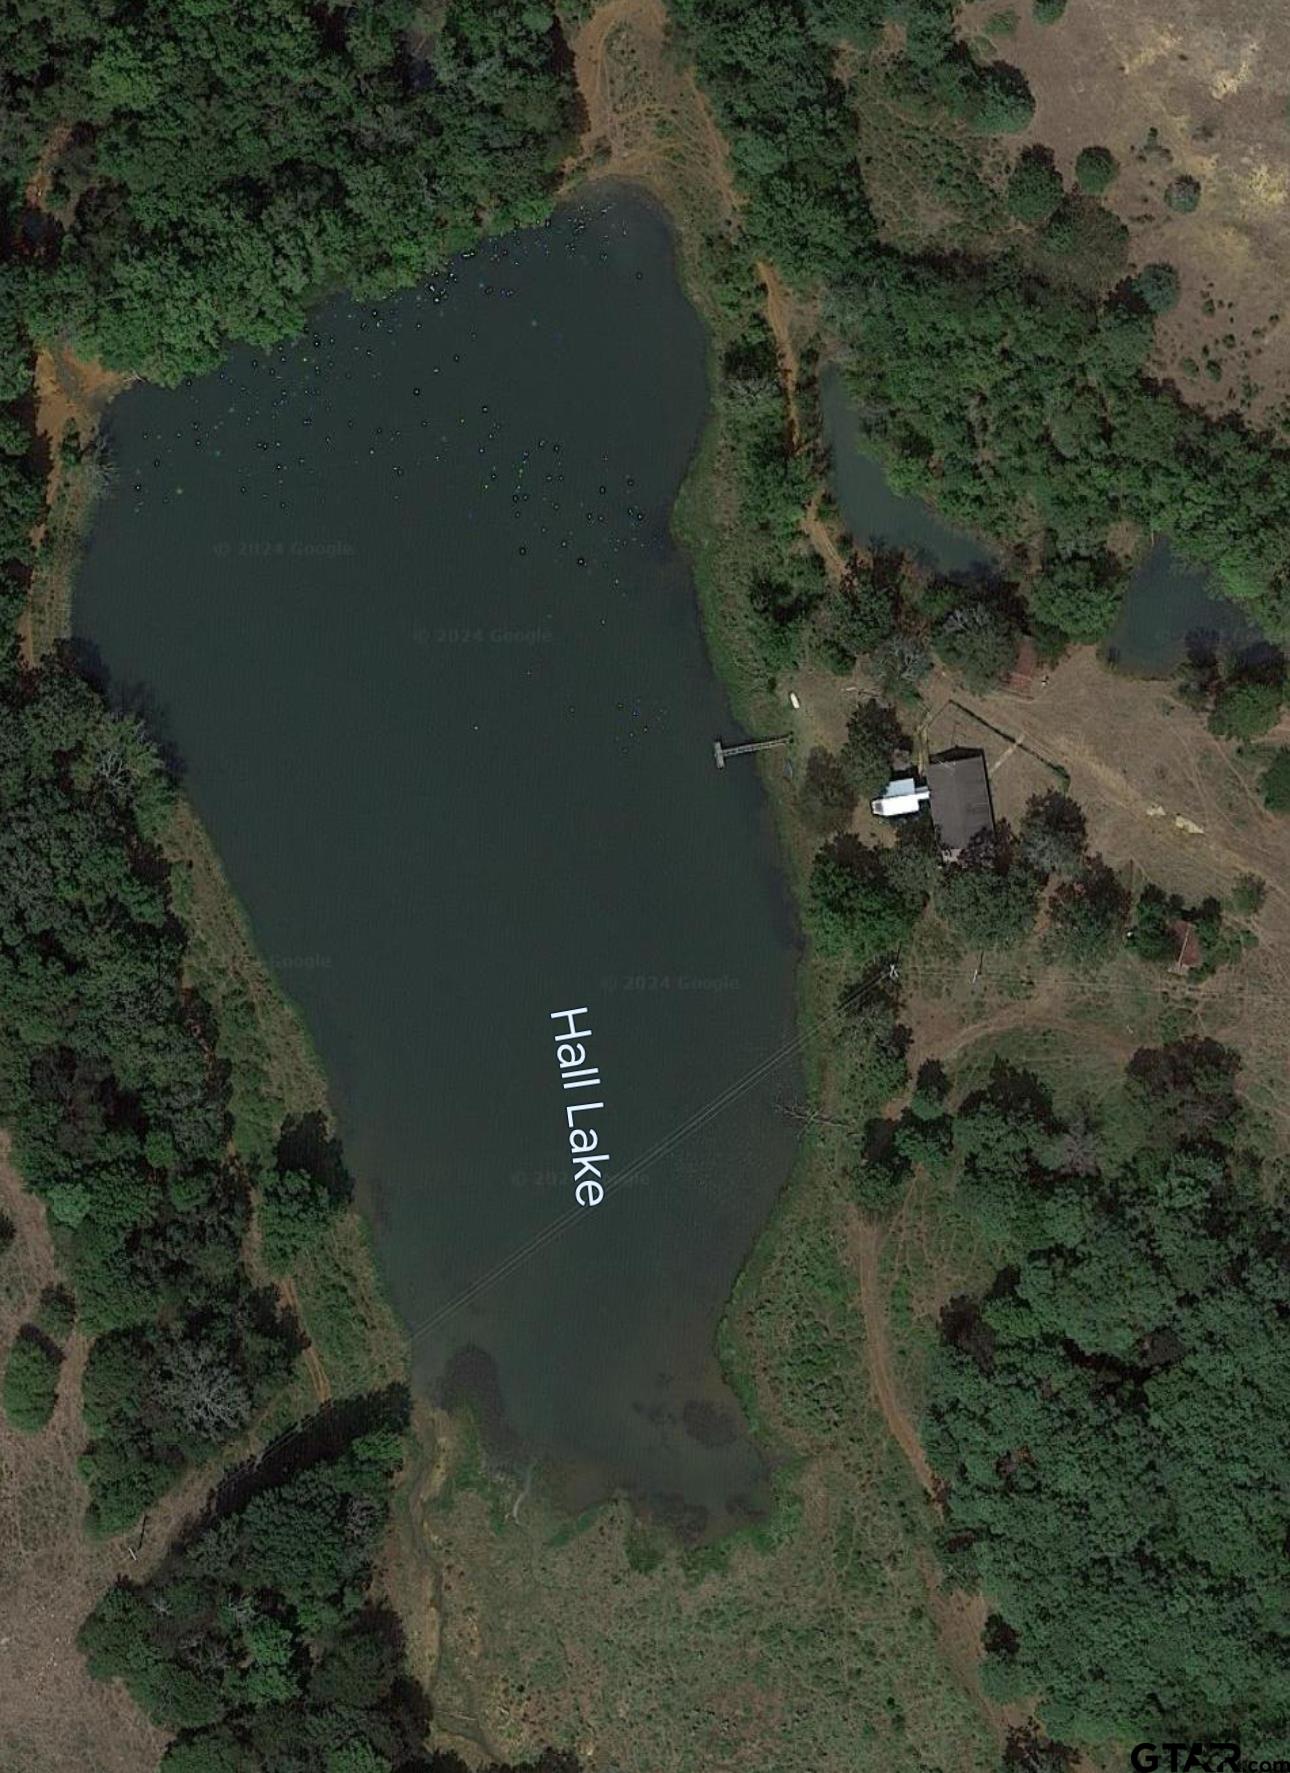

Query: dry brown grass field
[[964, 0, 1290, 426]]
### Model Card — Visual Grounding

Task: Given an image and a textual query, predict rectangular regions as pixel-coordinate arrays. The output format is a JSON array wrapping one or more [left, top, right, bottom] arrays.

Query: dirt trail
[[845, 1208, 937, 1501], [279, 1276, 332, 1406], [757, 258, 849, 584], [570, 0, 739, 221], [758, 260, 802, 442], [23, 125, 72, 211]]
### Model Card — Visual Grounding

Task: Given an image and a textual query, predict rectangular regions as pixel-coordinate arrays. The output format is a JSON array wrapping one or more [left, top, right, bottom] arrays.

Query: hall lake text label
[[550, 1007, 609, 1207]]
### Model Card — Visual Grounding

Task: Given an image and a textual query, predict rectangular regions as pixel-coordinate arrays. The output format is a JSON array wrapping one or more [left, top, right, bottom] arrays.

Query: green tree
[[798, 747, 858, 833], [1132, 261, 1181, 313], [935, 832, 1042, 947], [839, 698, 908, 799], [819, 557, 898, 667], [3, 1327, 62, 1431], [1074, 146, 1118, 195], [933, 598, 1021, 691], [926, 1043, 1288, 1746], [80, 1399, 424, 1758], [1019, 791, 1087, 878], [1045, 859, 1130, 963], [1030, 550, 1127, 642], [807, 835, 921, 965], [1209, 676, 1283, 741], [1006, 147, 1064, 224], [259, 1169, 335, 1272], [1259, 747, 1290, 810], [34, 1284, 77, 1340]]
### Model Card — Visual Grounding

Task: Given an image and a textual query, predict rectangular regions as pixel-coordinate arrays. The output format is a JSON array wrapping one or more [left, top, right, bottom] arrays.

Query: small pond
[[1104, 539, 1267, 677], [820, 363, 995, 574], [822, 366, 1271, 679]]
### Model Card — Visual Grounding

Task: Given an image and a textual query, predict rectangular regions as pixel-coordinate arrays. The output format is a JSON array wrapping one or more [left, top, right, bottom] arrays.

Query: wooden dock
[[713, 734, 792, 770]]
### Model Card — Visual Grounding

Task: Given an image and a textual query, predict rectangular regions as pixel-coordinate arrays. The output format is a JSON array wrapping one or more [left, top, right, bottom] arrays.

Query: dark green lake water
[[73, 193, 802, 1529]]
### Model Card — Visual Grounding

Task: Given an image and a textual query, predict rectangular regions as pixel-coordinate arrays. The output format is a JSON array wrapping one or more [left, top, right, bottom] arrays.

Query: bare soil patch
[[938, 649, 1290, 1133], [568, 0, 739, 231]]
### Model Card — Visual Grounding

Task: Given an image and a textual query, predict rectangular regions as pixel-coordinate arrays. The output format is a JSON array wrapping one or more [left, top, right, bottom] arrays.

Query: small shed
[[925, 749, 995, 857]]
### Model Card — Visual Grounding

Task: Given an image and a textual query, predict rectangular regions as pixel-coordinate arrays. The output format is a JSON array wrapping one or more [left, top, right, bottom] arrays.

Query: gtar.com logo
[[1129, 1747, 1239, 1773]]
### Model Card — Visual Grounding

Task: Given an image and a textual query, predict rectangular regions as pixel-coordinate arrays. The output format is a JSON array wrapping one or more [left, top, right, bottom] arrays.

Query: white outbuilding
[[870, 776, 931, 819]]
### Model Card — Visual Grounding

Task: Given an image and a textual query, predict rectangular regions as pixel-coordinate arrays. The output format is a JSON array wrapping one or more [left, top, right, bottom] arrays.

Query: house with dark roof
[[870, 747, 995, 858], [925, 749, 995, 857]]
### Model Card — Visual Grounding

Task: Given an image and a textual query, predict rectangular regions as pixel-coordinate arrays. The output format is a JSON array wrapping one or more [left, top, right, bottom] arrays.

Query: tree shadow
[[275, 1109, 353, 1208], [57, 635, 188, 781], [181, 1382, 410, 1546]]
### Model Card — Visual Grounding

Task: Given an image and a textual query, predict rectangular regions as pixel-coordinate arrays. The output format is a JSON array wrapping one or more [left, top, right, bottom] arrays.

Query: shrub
[[1231, 873, 1267, 913], [1007, 146, 1064, 224], [1032, 0, 1066, 19], [3, 1327, 62, 1431], [1074, 146, 1119, 195], [0, 1212, 13, 1259], [1209, 678, 1282, 741], [34, 1284, 76, 1341], [1260, 747, 1290, 810], [1133, 262, 1181, 314], [1165, 175, 1201, 213]]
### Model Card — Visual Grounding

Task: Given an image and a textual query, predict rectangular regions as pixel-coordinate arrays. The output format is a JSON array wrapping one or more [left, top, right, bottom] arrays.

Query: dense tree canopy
[[8, 0, 581, 382], [79, 1392, 427, 1771], [925, 1044, 1289, 1746]]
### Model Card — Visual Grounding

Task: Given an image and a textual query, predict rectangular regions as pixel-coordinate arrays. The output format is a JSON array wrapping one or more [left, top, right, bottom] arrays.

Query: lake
[[73, 191, 802, 1531]]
